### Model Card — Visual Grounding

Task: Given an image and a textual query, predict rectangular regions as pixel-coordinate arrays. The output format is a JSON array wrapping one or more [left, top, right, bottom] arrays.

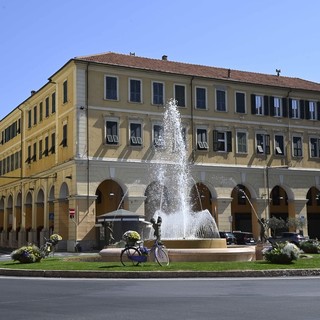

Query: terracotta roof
[[75, 52, 320, 92]]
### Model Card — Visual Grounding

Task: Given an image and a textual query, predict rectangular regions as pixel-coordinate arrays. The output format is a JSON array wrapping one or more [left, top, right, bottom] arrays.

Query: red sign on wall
[[69, 208, 75, 218]]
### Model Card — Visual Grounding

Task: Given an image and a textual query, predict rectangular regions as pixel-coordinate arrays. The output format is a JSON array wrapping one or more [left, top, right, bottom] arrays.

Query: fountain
[[99, 100, 256, 262], [144, 99, 223, 250]]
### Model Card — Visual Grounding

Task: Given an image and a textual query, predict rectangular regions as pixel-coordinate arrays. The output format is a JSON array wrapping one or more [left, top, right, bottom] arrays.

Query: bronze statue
[[150, 216, 162, 243]]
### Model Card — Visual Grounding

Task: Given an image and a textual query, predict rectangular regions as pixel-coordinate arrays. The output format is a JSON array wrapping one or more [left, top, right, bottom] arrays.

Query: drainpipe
[[86, 63, 90, 218], [190, 76, 195, 163]]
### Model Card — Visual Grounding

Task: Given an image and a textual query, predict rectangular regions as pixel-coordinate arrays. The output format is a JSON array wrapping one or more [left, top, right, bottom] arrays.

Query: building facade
[[1, 52, 320, 251]]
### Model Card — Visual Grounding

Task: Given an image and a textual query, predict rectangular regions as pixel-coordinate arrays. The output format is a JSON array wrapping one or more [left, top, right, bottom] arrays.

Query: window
[[195, 87, 207, 109], [196, 128, 208, 150], [213, 130, 232, 152], [292, 136, 302, 157], [274, 135, 284, 155], [44, 136, 49, 156], [289, 99, 300, 119], [272, 97, 282, 117], [106, 120, 119, 145], [152, 82, 164, 105], [216, 89, 226, 111], [28, 110, 32, 128], [130, 122, 142, 146], [235, 92, 246, 113], [308, 101, 317, 120], [14, 151, 20, 170], [61, 124, 67, 147], [251, 94, 269, 116], [174, 84, 186, 107], [32, 143, 37, 162], [26, 145, 31, 164], [39, 140, 43, 160], [129, 79, 141, 103], [39, 102, 43, 122], [45, 97, 49, 117], [236, 131, 247, 153], [52, 92, 56, 113], [51, 133, 56, 154], [63, 80, 68, 103], [256, 133, 270, 154], [33, 106, 37, 125], [105, 76, 118, 100], [153, 124, 164, 148], [255, 95, 264, 115], [310, 137, 320, 158]]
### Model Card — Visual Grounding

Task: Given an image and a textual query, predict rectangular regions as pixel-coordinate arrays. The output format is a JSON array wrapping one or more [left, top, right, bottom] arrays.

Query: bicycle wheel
[[120, 247, 141, 266], [155, 246, 169, 266]]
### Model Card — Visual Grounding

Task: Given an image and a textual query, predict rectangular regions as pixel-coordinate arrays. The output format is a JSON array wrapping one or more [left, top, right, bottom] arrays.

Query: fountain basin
[[99, 245, 256, 262], [144, 238, 227, 249]]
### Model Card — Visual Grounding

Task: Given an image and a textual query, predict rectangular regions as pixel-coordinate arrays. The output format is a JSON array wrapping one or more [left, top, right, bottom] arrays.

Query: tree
[[267, 217, 286, 237]]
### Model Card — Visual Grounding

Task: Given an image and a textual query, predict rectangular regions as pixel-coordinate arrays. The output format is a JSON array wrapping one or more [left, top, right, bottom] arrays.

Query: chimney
[[162, 55, 168, 61]]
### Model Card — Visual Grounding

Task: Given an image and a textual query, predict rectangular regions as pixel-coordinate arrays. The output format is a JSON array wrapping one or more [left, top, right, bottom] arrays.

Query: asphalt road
[[0, 276, 319, 320]]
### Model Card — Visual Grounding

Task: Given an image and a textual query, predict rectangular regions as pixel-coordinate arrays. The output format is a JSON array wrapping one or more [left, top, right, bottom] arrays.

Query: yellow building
[[1, 52, 320, 251]]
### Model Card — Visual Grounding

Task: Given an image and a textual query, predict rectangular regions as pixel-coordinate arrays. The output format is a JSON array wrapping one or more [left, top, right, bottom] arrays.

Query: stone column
[[216, 197, 233, 231]]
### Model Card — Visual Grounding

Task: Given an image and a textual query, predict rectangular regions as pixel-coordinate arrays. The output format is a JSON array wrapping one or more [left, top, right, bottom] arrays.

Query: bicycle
[[40, 234, 62, 258], [120, 239, 169, 267]]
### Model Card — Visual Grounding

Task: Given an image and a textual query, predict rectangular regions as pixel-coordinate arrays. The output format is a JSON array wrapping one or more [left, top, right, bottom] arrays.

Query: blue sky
[[1, 0, 320, 120]]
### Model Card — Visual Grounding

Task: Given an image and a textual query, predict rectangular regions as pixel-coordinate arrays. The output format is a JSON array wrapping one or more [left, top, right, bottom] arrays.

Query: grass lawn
[[0, 253, 320, 272]]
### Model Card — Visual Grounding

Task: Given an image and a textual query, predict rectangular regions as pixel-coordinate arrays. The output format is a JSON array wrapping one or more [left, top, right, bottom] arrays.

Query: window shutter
[[213, 130, 218, 151], [300, 100, 305, 119], [251, 94, 256, 114], [288, 99, 293, 118], [270, 96, 274, 116], [305, 100, 310, 119], [282, 98, 287, 117], [264, 96, 269, 116], [227, 131, 232, 152], [317, 102, 320, 121], [265, 135, 270, 154]]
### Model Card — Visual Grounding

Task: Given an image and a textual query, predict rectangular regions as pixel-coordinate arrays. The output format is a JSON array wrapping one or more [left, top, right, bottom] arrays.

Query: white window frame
[[196, 127, 209, 150], [152, 122, 164, 148], [236, 130, 248, 154], [151, 81, 165, 106], [291, 99, 300, 119], [256, 132, 269, 154], [105, 75, 119, 100], [235, 91, 246, 114], [309, 101, 317, 120], [274, 134, 285, 156], [292, 135, 303, 157], [129, 121, 143, 147], [105, 117, 120, 145], [195, 86, 207, 110], [215, 88, 227, 112], [174, 84, 186, 107], [309, 136, 320, 158], [255, 95, 264, 115], [273, 97, 282, 117], [128, 78, 142, 103]]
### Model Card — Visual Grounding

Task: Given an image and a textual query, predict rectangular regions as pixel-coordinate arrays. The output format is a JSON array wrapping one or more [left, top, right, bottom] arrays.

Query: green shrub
[[264, 242, 300, 264], [300, 239, 320, 254]]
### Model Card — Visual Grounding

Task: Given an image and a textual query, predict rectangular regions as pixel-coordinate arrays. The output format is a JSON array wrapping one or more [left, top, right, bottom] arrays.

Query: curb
[[1, 268, 320, 278]]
